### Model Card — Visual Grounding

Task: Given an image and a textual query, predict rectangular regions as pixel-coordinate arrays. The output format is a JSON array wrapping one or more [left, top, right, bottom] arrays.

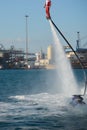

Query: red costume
[[44, 0, 51, 19]]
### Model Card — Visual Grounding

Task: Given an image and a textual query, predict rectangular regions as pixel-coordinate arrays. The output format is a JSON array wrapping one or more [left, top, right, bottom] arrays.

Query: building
[[47, 44, 55, 64]]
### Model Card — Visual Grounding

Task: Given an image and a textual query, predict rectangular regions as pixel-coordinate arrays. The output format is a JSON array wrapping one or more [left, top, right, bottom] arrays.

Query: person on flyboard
[[44, 0, 51, 19]]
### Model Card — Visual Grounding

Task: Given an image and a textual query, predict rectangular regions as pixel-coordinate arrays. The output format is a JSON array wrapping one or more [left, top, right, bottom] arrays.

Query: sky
[[0, 0, 87, 53]]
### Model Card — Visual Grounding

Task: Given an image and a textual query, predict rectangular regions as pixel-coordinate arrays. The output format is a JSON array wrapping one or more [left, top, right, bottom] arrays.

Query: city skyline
[[0, 0, 87, 53]]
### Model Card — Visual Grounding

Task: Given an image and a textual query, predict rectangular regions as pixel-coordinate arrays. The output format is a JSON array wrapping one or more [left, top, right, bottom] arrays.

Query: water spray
[[50, 18, 87, 97], [49, 20, 78, 95]]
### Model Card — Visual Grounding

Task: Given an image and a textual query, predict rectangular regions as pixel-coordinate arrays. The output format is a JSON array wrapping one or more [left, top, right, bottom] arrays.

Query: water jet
[[48, 18, 87, 105]]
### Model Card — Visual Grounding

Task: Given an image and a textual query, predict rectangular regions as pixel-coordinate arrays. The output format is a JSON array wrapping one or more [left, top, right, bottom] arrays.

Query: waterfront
[[0, 69, 87, 130]]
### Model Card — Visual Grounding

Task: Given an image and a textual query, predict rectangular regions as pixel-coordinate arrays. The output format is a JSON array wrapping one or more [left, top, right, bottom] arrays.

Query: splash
[[49, 20, 78, 96]]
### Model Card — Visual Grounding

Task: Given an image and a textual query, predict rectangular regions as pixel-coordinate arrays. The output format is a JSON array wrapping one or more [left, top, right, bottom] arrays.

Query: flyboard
[[44, 0, 87, 106], [50, 18, 87, 106]]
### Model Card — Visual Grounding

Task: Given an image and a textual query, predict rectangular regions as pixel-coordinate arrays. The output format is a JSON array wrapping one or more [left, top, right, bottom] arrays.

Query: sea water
[[0, 69, 87, 130]]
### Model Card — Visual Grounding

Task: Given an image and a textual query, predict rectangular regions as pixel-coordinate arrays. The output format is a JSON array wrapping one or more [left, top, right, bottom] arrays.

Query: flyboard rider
[[43, 0, 86, 107], [44, 0, 51, 19]]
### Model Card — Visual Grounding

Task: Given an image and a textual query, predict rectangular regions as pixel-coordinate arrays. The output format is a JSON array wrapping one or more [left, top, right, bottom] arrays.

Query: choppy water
[[0, 69, 87, 130]]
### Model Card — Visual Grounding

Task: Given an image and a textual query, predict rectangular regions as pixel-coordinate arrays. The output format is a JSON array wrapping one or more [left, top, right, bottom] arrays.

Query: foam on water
[[0, 93, 87, 118], [0, 93, 87, 130], [0, 94, 67, 118], [49, 20, 79, 96]]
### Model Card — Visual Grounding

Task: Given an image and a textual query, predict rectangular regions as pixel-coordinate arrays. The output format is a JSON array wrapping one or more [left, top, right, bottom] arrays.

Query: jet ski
[[70, 95, 86, 107]]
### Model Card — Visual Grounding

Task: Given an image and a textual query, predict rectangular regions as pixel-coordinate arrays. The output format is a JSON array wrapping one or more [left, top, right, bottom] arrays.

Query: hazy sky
[[0, 0, 87, 53]]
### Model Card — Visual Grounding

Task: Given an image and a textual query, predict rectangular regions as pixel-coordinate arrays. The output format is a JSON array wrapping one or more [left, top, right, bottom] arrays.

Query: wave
[[0, 93, 87, 120], [0, 93, 87, 130]]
